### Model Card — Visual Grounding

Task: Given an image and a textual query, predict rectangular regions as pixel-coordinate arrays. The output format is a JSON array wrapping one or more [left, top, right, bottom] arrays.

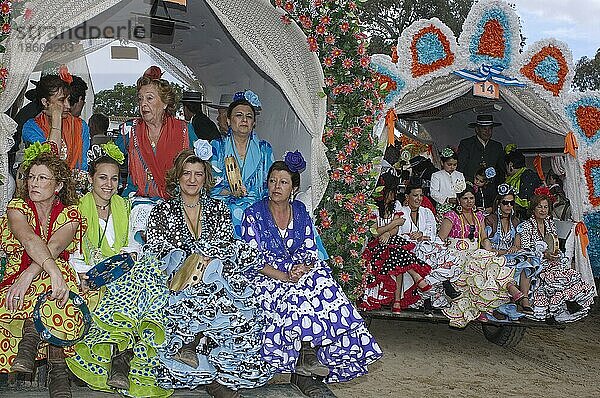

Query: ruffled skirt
[[66, 254, 171, 398], [255, 262, 382, 383]]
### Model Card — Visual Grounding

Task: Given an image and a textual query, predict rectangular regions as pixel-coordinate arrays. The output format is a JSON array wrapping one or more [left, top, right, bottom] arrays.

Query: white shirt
[[396, 205, 439, 242], [430, 169, 466, 205]]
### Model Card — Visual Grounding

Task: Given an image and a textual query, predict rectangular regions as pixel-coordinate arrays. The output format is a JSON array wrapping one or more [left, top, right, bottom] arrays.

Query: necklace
[[230, 135, 250, 174], [95, 200, 110, 211], [182, 201, 202, 239], [182, 198, 202, 208], [146, 123, 163, 150]]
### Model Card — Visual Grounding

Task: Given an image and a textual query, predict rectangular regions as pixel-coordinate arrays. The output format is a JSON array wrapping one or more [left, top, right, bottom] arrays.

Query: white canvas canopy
[[0, 0, 329, 214]]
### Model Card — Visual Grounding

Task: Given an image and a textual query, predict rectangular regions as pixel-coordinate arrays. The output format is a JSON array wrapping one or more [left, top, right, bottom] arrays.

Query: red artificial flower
[[326, 111, 336, 119], [331, 47, 343, 58], [363, 79, 374, 89], [350, 250, 359, 258], [1, 1, 11, 15], [334, 193, 343, 203], [316, 24, 326, 36], [333, 256, 344, 265], [353, 212, 362, 222], [343, 164, 352, 173], [340, 273, 350, 282], [357, 226, 367, 234], [360, 56, 371, 68], [351, 126, 362, 135], [348, 1, 357, 10], [344, 174, 355, 185], [336, 152, 347, 163], [275, 0, 283, 6], [355, 192, 366, 203], [314, 0, 323, 6], [307, 36, 318, 52], [284, 1, 294, 12], [299, 14, 312, 29], [332, 85, 342, 95], [534, 186, 557, 203], [280, 14, 291, 24], [348, 140, 358, 149], [331, 169, 342, 180], [340, 21, 350, 32], [362, 115, 374, 125], [353, 78, 362, 88], [1, 23, 10, 34], [357, 44, 366, 55], [323, 57, 334, 67], [0, 68, 8, 79], [344, 201, 355, 211], [143, 65, 162, 80], [354, 32, 367, 40], [320, 15, 331, 25], [349, 234, 359, 243], [24, 8, 33, 21], [323, 128, 334, 138], [321, 219, 331, 229], [356, 165, 366, 175], [324, 76, 335, 86], [325, 35, 336, 45], [58, 65, 73, 84], [319, 209, 329, 219]]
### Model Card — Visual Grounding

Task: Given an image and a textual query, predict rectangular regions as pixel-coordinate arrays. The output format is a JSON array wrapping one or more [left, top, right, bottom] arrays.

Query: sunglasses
[[501, 200, 515, 206], [468, 225, 476, 240]]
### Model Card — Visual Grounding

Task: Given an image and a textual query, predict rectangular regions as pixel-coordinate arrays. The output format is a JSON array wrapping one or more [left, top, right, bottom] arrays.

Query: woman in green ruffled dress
[[66, 142, 171, 397]]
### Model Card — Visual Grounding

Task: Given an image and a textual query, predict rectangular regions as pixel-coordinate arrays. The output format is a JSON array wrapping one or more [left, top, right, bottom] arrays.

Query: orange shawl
[[34, 113, 83, 169]]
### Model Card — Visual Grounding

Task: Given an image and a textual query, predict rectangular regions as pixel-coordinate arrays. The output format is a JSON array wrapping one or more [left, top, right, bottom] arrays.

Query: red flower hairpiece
[[534, 186, 556, 204], [143, 65, 163, 80], [58, 65, 73, 84]]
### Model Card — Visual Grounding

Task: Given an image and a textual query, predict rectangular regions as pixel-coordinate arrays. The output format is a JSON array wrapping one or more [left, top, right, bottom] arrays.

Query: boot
[[295, 342, 330, 378], [423, 298, 433, 316], [566, 300, 583, 315], [291, 374, 327, 398], [173, 333, 201, 368], [205, 381, 243, 398], [442, 280, 461, 300], [106, 347, 134, 390], [47, 345, 71, 398], [11, 319, 41, 373]]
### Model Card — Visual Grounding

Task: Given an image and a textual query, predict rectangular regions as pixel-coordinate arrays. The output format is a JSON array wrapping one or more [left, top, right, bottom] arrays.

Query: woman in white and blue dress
[[241, 152, 382, 391]]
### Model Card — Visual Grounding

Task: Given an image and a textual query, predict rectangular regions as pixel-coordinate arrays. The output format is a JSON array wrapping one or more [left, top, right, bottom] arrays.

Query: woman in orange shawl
[[116, 66, 196, 198], [22, 71, 91, 171]]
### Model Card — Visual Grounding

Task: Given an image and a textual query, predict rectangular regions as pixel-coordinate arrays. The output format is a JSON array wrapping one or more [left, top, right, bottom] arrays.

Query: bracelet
[[40, 256, 53, 270]]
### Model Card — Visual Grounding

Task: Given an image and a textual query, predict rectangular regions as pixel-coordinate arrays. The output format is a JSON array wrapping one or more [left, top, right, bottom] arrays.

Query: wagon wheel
[[482, 324, 527, 347]]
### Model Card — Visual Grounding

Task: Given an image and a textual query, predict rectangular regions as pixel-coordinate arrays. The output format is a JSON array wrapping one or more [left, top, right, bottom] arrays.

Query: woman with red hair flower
[[514, 188, 595, 322]]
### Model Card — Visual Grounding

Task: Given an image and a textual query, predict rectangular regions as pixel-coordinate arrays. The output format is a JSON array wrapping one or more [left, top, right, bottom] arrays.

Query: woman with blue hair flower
[[211, 91, 274, 237], [241, 152, 381, 395]]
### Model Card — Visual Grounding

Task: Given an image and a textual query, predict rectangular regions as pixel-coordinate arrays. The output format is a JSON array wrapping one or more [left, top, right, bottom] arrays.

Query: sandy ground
[[329, 295, 600, 398]]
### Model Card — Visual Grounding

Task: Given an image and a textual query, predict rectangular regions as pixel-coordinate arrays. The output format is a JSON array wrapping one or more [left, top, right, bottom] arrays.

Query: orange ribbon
[[391, 45, 399, 63], [533, 155, 545, 182], [385, 109, 397, 146], [575, 221, 589, 258], [564, 132, 578, 158]]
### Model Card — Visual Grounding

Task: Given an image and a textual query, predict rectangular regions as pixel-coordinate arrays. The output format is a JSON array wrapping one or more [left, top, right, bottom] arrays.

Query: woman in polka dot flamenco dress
[[241, 152, 382, 393]]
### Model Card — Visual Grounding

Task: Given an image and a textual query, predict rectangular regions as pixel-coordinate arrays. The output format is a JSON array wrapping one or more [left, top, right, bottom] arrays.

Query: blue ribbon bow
[[453, 64, 525, 87]]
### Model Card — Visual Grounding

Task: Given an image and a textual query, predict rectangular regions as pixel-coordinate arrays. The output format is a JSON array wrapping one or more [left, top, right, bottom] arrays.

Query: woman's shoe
[[423, 298, 433, 316], [173, 334, 201, 368], [205, 381, 243, 398], [415, 277, 432, 293], [442, 280, 461, 300], [47, 345, 71, 398], [10, 319, 40, 374], [512, 291, 534, 315], [391, 300, 402, 314], [106, 347, 134, 390], [566, 300, 583, 315], [291, 374, 326, 398], [296, 342, 330, 378]]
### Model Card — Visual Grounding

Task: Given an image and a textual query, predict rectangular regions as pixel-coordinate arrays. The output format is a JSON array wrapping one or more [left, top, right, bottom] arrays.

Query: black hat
[[25, 80, 39, 102], [468, 114, 502, 128], [181, 91, 211, 104]]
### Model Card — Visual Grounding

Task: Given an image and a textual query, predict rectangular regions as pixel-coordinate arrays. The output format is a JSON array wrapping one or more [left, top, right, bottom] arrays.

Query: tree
[[358, 0, 474, 55], [573, 49, 600, 92], [93, 82, 184, 117]]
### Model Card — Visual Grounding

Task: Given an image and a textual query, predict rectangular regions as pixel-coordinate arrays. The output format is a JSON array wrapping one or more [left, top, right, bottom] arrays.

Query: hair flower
[[284, 150, 306, 173], [534, 186, 557, 204], [233, 90, 262, 109], [441, 147, 454, 158], [143, 65, 163, 80], [497, 183, 514, 196], [505, 143, 517, 154], [453, 178, 467, 193], [58, 65, 73, 84], [101, 142, 125, 164], [485, 167, 496, 179], [23, 142, 53, 168], [193, 139, 213, 161]]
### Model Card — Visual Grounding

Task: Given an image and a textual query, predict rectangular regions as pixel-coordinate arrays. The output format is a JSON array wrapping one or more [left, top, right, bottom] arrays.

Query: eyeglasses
[[27, 174, 56, 184], [468, 225, 476, 241], [501, 200, 515, 206]]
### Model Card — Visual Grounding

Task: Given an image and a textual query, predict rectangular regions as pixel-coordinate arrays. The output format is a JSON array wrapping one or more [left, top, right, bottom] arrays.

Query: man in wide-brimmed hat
[[181, 90, 220, 141], [457, 114, 505, 182], [206, 93, 232, 134]]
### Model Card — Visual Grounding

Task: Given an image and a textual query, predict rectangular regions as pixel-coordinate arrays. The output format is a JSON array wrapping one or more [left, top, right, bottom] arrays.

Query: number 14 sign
[[473, 81, 499, 99]]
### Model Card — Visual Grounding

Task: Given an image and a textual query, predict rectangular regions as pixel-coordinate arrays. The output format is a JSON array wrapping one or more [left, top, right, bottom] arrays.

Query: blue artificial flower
[[485, 167, 496, 179], [244, 90, 262, 109], [284, 150, 306, 173]]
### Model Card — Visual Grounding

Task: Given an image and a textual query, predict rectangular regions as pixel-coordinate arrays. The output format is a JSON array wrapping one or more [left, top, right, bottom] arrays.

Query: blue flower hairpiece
[[284, 150, 306, 173], [485, 167, 496, 179], [233, 90, 262, 109], [497, 183, 515, 196]]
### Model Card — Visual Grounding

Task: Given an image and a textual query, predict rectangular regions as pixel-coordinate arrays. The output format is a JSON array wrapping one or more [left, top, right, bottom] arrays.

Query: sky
[[85, 1, 600, 92]]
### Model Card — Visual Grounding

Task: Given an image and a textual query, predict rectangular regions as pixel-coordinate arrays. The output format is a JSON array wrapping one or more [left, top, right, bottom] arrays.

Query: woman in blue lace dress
[[241, 152, 382, 392]]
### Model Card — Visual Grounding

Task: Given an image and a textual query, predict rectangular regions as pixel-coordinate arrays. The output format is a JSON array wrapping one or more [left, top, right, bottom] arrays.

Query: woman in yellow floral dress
[[0, 143, 86, 398]]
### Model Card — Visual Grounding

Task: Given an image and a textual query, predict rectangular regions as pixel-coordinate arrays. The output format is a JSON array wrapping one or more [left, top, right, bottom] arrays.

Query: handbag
[[543, 232, 560, 256], [169, 253, 210, 292]]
